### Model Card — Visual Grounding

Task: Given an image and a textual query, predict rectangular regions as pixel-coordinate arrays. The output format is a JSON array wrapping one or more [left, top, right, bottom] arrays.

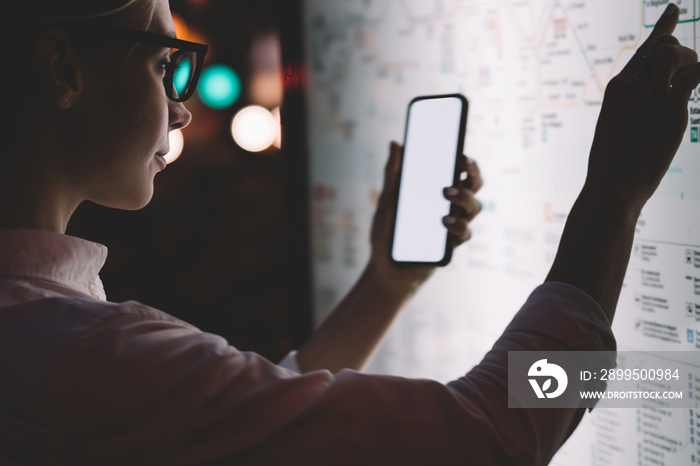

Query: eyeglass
[[103, 27, 209, 102]]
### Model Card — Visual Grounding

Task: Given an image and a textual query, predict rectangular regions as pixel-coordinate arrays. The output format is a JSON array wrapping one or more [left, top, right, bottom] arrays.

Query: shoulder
[[0, 296, 201, 363]]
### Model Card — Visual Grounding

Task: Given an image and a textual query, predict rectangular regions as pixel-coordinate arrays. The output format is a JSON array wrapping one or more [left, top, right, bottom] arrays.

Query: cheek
[[78, 59, 170, 156], [119, 73, 170, 145]]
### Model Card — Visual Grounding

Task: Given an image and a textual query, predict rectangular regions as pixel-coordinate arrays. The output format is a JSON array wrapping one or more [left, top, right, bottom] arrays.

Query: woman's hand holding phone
[[367, 141, 483, 301], [295, 143, 482, 372]]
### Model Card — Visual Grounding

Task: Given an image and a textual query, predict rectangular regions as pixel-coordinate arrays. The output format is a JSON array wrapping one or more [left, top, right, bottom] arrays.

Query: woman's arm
[[296, 142, 484, 373], [546, 3, 700, 322]]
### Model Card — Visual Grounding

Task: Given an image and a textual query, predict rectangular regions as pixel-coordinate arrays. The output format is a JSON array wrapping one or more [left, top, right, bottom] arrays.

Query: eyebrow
[[148, 27, 177, 39], [103, 27, 209, 55]]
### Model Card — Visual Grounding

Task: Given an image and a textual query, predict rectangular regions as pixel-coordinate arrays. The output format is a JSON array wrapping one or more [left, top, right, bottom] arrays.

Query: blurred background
[[67, 0, 310, 363]]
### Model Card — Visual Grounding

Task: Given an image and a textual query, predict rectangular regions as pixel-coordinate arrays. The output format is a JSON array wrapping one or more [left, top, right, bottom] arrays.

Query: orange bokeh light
[[171, 12, 189, 41], [171, 13, 211, 64]]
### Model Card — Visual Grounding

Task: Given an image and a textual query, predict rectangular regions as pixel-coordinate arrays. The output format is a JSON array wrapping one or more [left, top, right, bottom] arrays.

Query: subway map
[[303, 1, 700, 464]]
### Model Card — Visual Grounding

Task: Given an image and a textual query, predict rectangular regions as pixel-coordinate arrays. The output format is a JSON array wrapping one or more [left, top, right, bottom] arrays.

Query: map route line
[[557, 2, 604, 92], [516, 0, 648, 111], [519, 73, 597, 111], [603, 0, 645, 84], [507, 0, 560, 54], [534, 0, 562, 52]]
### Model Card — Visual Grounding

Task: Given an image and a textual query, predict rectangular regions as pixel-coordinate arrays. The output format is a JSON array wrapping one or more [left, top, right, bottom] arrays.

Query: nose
[[169, 100, 192, 131]]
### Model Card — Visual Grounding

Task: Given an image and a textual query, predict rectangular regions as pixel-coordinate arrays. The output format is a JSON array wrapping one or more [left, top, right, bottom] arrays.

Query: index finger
[[617, 4, 679, 81]]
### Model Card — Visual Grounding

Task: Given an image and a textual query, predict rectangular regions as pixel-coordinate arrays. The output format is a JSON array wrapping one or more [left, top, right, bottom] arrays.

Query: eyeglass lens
[[171, 51, 197, 100]]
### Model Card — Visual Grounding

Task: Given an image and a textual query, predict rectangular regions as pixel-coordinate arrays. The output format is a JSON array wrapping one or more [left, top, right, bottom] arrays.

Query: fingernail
[[443, 216, 456, 225], [663, 4, 677, 16], [444, 187, 459, 197]]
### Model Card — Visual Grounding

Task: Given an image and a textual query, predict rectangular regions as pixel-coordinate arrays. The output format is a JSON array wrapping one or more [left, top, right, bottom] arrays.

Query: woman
[[0, 0, 697, 464], [0, 0, 481, 372]]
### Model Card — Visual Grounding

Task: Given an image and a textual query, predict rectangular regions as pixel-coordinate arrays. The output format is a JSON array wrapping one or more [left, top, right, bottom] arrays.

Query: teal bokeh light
[[197, 64, 242, 110], [173, 58, 193, 96]]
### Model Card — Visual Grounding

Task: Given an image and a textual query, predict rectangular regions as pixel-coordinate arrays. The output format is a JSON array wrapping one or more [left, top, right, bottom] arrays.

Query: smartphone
[[390, 94, 468, 266]]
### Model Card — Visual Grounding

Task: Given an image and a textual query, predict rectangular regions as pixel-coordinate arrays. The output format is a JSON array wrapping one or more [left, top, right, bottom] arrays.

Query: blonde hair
[[14, 0, 158, 28], [1, 0, 159, 144], [33, 0, 142, 20]]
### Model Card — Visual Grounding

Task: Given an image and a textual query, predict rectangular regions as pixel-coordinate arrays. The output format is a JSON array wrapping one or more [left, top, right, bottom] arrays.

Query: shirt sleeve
[[44, 282, 615, 466]]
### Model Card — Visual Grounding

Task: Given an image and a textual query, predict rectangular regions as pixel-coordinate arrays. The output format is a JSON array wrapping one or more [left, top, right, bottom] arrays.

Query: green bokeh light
[[197, 64, 242, 110]]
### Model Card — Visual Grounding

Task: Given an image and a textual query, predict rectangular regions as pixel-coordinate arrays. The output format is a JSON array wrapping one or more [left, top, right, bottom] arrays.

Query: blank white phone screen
[[392, 97, 464, 263]]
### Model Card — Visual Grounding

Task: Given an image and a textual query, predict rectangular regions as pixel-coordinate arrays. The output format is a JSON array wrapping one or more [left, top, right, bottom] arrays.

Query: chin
[[121, 198, 153, 211], [91, 186, 155, 211]]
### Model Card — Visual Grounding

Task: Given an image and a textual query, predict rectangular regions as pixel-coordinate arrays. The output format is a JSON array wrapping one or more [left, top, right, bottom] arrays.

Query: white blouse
[[0, 228, 615, 465]]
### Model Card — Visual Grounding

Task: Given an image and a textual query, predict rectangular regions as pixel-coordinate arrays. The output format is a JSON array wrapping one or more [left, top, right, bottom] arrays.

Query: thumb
[[670, 61, 700, 102], [378, 141, 402, 211], [383, 141, 402, 192]]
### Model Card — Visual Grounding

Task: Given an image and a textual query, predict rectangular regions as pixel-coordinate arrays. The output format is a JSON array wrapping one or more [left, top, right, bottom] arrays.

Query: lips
[[154, 153, 167, 168]]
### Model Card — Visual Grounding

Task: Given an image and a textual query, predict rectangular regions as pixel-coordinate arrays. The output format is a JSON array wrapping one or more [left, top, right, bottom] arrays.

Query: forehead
[[148, 0, 176, 37], [118, 0, 176, 37]]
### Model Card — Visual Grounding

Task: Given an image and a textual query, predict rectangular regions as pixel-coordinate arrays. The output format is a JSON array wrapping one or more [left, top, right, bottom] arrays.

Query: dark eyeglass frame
[[102, 27, 209, 102]]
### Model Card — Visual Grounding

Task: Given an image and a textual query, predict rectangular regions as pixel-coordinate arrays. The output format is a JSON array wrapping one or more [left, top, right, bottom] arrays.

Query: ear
[[35, 30, 83, 110]]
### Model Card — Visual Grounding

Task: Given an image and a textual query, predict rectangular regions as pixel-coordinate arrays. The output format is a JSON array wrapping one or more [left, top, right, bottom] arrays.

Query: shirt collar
[[0, 228, 108, 301]]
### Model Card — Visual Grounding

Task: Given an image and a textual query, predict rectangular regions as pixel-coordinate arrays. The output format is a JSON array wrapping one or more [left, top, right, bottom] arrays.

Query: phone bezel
[[389, 93, 469, 267]]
